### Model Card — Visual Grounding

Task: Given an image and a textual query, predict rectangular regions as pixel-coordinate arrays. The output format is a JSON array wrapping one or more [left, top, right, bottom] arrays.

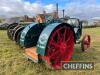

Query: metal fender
[[19, 22, 37, 47], [36, 23, 75, 56]]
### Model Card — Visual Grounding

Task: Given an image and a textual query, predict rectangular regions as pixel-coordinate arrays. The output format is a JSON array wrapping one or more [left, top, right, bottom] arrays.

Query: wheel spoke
[[66, 34, 73, 44], [50, 42, 60, 48], [63, 28, 67, 41], [57, 30, 63, 43], [49, 39, 60, 48], [50, 50, 60, 58], [49, 38, 56, 44], [47, 48, 54, 56], [66, 28, 70, 36]]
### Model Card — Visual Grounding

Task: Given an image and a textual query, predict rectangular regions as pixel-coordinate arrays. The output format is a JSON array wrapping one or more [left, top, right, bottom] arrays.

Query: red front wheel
[[45, 25, 74, 69], [81, 35, 91, 52]]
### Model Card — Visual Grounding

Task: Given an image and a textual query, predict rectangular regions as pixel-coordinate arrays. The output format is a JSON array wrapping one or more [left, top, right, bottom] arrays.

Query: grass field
[[0, 27, 100, 75]]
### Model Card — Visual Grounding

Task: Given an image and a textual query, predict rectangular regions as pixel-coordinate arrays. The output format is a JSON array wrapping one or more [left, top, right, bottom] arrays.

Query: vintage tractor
[[7, 18, 91, 69]]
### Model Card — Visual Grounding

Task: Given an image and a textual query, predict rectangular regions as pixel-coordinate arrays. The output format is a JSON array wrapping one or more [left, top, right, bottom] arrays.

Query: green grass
[[0, 27, 100, 75]]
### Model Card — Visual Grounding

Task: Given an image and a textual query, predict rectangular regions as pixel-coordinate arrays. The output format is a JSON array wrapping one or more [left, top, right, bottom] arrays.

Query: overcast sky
[[0, 0, 100, 20]]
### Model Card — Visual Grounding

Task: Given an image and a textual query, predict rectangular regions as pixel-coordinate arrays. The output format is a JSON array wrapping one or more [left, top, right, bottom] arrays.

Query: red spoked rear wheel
[[45, 25, 74, 69]]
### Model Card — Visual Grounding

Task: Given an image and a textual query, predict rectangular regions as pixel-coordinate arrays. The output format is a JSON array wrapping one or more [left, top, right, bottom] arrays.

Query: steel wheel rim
[[45, 26, 74, 69], [14, 27, 24, 44], [12, 25, 21, 40], [7, 23, 18, 40]]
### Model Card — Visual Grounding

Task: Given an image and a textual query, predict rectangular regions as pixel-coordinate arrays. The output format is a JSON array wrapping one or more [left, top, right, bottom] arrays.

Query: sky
[[0, 0, 100, 20]]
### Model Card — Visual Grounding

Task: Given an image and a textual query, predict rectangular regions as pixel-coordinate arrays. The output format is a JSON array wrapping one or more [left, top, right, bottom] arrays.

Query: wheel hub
[[60, 42, 67, 49]]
